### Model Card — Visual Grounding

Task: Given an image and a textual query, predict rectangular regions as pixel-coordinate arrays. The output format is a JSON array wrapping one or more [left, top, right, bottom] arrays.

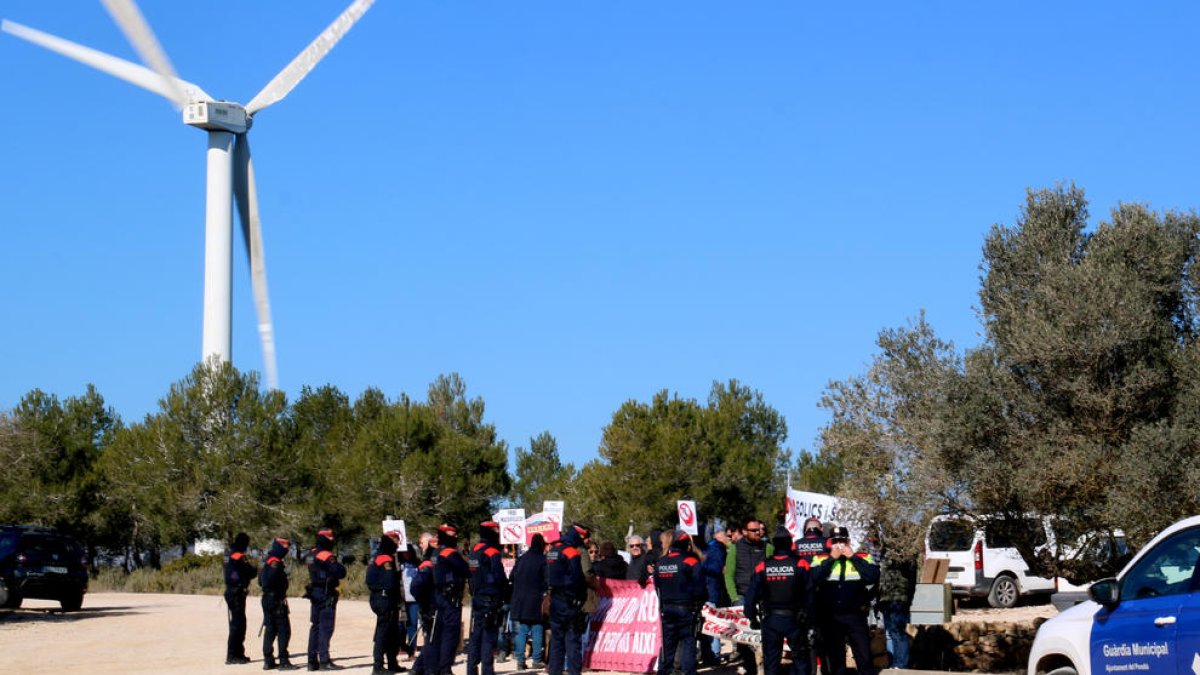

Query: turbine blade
[[245, 0, 375, 115], [2, 19, 210, 104], [232, 134, 279, 390], [99, 0, 189, 108]]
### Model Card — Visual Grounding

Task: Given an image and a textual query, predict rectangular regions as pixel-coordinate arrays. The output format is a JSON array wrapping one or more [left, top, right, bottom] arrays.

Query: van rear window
[[929, 520, 974, 551]]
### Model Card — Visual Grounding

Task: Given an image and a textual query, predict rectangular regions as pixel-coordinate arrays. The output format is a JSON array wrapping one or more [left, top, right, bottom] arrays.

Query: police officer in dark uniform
[[792, 518, 828, 675], [225, 532, 256, 665], [793, 519, 828, 563], [410, 545, 438, 675], [259, 537, 297, 670], [367, 533, 407, 675], [306, 528, 347, 671], [811, 526, 880, 675], [653, 532, 705, 675], [745, 527, 813, 675], [467, 521, 509, 675], [546, 524, 589, 675], [423, 523, 469, 675]]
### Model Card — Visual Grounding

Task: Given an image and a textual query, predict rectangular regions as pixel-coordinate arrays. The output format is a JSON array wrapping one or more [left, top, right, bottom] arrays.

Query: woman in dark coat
[[509, 534, 548, 669]]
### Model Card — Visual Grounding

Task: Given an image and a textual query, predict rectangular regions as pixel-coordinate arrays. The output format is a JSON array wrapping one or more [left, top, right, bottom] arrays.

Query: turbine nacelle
[[184, 100, 250, 134]]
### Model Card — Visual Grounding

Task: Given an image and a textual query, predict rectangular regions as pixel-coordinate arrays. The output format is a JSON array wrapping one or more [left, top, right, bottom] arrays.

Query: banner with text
[[525, 511, 561, 546], [783, 488, 865, 544], [496, 508, 527, 545], [584, 579, 662, 673], [700, 605, 762, 649]]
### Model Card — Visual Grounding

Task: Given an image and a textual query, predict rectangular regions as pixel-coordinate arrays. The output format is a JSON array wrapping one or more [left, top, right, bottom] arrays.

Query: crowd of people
[[219, 516, 918, 675]]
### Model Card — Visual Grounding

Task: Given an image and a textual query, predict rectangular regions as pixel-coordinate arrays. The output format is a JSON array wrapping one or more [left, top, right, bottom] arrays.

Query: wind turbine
[[2, 0, 376, 389]]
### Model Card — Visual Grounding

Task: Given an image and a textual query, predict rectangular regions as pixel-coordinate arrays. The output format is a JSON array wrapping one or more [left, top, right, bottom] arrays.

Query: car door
[[1172, 528, 1200, 675], [1091, 526, 1200, 675]]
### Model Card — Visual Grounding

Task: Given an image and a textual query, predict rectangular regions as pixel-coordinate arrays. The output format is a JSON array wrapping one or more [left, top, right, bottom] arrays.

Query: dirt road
[[1, 592, 1054, 674], [2, 592, 439, 674]]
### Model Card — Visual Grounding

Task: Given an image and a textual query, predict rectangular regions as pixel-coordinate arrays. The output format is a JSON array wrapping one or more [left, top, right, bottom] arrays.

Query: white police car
[[1028, 515, 1200, 675]]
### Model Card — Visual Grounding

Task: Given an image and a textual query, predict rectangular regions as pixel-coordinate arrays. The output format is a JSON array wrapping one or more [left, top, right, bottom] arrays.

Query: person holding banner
[[653, 532, 705, 675], [811, 526, 879, 675], [546, 524, 589, 675], [744, 527, 813, 675], [466, 521, 509, 675]]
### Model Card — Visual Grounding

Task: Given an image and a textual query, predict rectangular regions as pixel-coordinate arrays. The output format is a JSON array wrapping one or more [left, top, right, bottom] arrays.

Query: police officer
[[367, 533, 407, 675], [745, 527, 813, 675], [425, 523, 469, 675], [811, 526, 880, 675], [467, 521, 509, 675], [793, 518, 828, 564], [306, 528, 347, 671], [546, 524, 589, 675], [225, 532, 256, 665], [260, 538, 297, 671], [792, 518, 828, 675], [653, 532, 705, 675]]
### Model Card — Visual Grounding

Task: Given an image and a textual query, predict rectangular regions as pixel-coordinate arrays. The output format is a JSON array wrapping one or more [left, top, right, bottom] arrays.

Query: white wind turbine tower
[[2, 0, 377, 389]]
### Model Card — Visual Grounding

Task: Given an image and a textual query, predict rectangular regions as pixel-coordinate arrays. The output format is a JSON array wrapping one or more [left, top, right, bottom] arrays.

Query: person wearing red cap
[[425, 523, 469, 675], [467, 521, 509, 675], [259, 538, 297, 670], [306, 528, 346, 670]]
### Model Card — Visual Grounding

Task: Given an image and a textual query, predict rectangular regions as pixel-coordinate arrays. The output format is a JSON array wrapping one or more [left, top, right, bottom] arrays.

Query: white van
[[924, 514, 1131, 608], [925, 514, 1061, 607]]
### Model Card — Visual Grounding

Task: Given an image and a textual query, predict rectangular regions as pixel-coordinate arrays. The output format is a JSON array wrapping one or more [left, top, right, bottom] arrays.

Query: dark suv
[[0, 526, 88, 611]]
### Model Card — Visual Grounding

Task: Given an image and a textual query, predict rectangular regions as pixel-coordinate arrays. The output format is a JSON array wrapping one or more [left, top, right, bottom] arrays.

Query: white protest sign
[[382, 518, 408, 547], [676, 500, 699, 536], [543, 500, 565, 521], [784, 488, 865, 544], [496, 508, 527, 545]]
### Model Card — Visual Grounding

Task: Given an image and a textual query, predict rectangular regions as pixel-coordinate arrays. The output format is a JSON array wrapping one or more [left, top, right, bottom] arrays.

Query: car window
[[0, 533, 16, 559], [986, 518, 1047, 549], [1120, 526, 1200, 600], [929, 520, 974, 551]]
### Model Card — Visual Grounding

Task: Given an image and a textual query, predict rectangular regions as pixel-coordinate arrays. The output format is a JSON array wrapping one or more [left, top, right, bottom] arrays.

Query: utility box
[[910, 583, 953, 624]]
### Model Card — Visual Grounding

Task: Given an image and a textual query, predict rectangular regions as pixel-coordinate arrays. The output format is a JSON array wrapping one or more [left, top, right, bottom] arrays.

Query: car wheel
[[1046, 666, 1078, 675], [2, 589, 22, 609], [988, 574, 1019, 608], [59, 592, 84, 612]]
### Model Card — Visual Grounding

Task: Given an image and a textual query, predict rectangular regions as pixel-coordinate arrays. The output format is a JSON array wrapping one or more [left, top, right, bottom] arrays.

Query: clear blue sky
[[2, 1, 1197, 469]]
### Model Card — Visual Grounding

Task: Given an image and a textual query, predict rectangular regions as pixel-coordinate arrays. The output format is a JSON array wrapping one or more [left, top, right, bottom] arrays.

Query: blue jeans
[[513, 620, 545, 665], [881, 601, 910, 668], [402, 602, 420, 655]]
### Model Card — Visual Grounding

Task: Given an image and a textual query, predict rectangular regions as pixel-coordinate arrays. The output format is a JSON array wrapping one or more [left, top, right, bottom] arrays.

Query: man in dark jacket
[[744, 527, 813, 675], [467, 522, 509, 675], [510, 534, 548, 669], [367, 534, 405, 675], [699, 525, 731, 666], [877, 546, 917, 669], [730, 519, 770, 675], [811, 527, 880, 675], [306, 528, 347, 671], [625, 535, 652, 584], [592, 542, 629, 579], [546, 525, 589, 675], [259, 538, 296, 670], [224, 532, 256, 665]]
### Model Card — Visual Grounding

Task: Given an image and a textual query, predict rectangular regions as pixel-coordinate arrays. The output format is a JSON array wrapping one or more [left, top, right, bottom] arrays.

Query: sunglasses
[[745, 528, 763, 533], [629, 544, 643, 548]]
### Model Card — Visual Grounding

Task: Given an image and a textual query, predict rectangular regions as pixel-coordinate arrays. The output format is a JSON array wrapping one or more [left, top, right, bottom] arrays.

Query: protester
[[592, 542, 629, 579], [699, 524, 731, 666], [510, 534, 549, 670], [726, 518, 772, 675], [625, 536, 653, 584], [399, 544, 422, 660], [877, 544, 917, 669]]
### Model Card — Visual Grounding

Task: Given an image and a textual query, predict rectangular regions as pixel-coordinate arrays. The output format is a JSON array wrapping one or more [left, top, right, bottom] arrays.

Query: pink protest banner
[[584, 578, 661, 673]]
